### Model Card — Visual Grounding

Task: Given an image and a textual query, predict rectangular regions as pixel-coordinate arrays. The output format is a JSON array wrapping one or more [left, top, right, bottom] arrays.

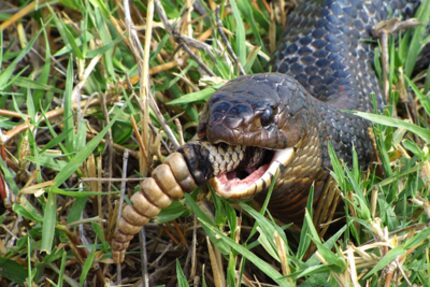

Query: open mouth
[[209, 147, 295, 199]]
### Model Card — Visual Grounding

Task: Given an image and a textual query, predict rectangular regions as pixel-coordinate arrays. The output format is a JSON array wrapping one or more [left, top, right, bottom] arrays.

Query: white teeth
[[211, 147, 295, 199]]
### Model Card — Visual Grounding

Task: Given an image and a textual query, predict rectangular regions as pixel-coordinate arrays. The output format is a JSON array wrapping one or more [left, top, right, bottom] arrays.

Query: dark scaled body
[[269, 0, 420, 171], [272, 0, 420, 109], [195, 0, 422, 221]]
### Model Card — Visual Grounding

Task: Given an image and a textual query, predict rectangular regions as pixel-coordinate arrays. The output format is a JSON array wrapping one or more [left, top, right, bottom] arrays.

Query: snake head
[[198, 73, 312, 150], [192, 73, 319, 199]]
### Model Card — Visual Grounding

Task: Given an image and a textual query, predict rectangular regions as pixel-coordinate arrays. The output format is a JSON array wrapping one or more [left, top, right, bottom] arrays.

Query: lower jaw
[[209, 147, 295, 199]]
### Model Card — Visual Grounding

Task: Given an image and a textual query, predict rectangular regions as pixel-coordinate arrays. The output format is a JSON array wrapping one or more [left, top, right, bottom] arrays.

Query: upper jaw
[[209, 147, 295, 199]]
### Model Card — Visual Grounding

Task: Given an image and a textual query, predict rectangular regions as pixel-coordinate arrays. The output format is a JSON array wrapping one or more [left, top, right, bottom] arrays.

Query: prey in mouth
[[209, 145, 295, 199]]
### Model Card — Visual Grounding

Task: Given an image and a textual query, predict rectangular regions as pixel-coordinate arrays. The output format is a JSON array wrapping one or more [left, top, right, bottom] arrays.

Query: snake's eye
[[260, 107, 274, 127]]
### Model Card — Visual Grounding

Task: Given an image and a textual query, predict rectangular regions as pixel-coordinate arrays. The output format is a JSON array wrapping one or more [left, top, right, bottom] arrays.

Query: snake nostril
[[260, 107, 274, 127]]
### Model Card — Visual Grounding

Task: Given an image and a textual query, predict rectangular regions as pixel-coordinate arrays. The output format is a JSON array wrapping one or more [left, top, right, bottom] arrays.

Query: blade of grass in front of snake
[[353, 111, 430, 144], [425, 62, 430, 92], [404, 0, 430, 77], [296, 186, 315, 260], [198, 216, 292, 287], [405, 75, 430, 116], [167, 84, 223, 105]]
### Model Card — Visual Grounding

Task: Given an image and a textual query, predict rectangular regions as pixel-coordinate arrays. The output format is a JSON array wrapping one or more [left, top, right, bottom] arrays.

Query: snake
[[111, 0, 424, 263]]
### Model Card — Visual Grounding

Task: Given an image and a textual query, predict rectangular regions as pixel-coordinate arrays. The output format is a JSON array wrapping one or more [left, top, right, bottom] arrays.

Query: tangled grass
[[0, 0, 429, 286]]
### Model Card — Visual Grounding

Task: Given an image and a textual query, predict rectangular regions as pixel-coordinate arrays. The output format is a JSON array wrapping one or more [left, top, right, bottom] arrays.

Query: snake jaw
[[209, 147, 295, 199]]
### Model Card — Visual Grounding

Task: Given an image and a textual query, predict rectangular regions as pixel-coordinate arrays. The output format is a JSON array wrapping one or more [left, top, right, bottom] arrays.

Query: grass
[[0, 0, 429, 286]]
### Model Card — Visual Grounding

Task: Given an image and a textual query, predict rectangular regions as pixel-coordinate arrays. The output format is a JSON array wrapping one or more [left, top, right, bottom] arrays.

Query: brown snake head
[[193, 73, 321, 200], [198, 73, 310, 150]]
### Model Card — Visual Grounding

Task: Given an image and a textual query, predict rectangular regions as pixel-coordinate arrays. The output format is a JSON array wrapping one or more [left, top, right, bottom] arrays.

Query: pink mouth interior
[[215, 164, 270, 192]]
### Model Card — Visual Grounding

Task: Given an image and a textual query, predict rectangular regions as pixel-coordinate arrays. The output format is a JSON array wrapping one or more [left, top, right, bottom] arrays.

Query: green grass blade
[[405, 75, 430, 116], [240, 202, 288, 262], [237, 1, 263, 48], [53, 114, 118, 187], [198, 218, 292, 286], [353, 111, 430, 143], [52, 8, 84, 59], [41, 191, 57, 254], [0, 258, 27, 284], [184, 193, 230, 254], [364, 247, 406, 279], [297, 187, 315, 259], [34, 18, 53, 110], [425, 63, 430, 92], [0, 29, 41, 89], [0, 156, 19, 195], [176, 260, 190, 287], [404, 0, 430, 76], [57, 250, 67, 287], [27, 236, 33, 286], [403, 226, 430, 250], [0, 30, 3, 66], [79, 244, 96, 286], [168, 85, 222, 105], [327, 143, 347, 190], [230, 0, 246, 66], [13, 77, 58, 92], [63, 56, 74, 152]]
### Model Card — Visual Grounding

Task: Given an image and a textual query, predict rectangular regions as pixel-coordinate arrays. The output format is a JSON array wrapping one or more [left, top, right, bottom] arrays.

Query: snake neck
[[254, 124, 327, 223], [311, 99, 375, 170], [256, 98, 375, 223], [279, 125, 322, 185]]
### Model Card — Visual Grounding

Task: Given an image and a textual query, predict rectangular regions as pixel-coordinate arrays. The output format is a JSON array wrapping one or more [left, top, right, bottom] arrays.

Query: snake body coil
[[112, 0, 424, 263]]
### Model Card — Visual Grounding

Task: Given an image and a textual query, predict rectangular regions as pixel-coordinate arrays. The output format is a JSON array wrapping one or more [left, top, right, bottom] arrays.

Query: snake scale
[[111, 0, 422, 263]]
